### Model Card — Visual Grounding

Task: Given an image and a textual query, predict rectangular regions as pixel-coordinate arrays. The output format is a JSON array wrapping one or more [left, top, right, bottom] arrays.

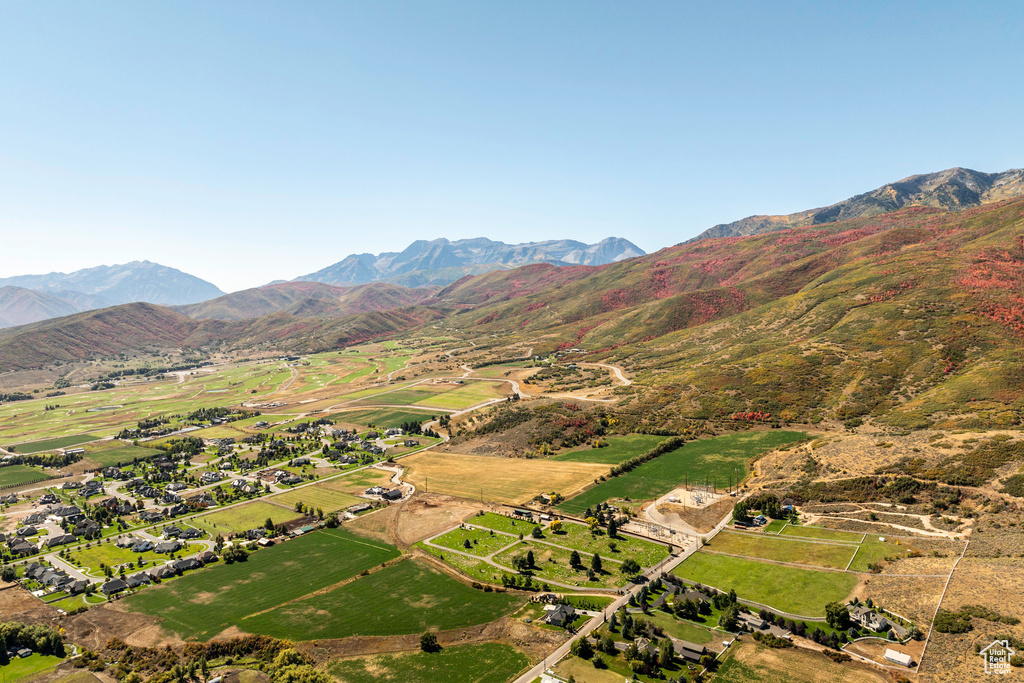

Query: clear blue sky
[[1, 1, 1021, 292]]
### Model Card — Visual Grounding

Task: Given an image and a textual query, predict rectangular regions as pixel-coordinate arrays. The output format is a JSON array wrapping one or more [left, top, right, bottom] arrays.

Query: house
[[200, 472, 223, 484], [160, 492, 183, 505], [15, 648, 32, 658], [139, 511, 164, 523], [385, 428, 403, 437], [68, 580, 89, 595], [74, 519, 100, 537], [337, 455, 358, 465], [23, 512, 46, 525], [23, 563, 44, 580], [752, 514, 768, 526], [168, 503, 190, 517], [382, 488, 403, 501], [196, 550, 218, 564], [163, 525, 182, 538], [180, 527, 203, 540], [131, 540, 155, 553], [166, 482, 188, 492], [403, 439, 420, 447], [367, 445, 384, 456], [174, 558, 201, 572], [851, 605, 883, 631], [44, 534, 77, 548], [739, 613, 768, 631], [365, 486, 387, 496], [244, 529, 266, 540], [126, 572, 152, 588], [151, 565, 177, 580], [8, 541, 34, 556], [292, 456, 310, 466], [884, 649, 913, 667], [1, 493, 18, 504], [279, 476, 301, 486], [116, 536, 140, 549], [881, 618, 910, 640], [155, 540, 181, 554], [545, 603, 576, 627], [52, 505, 82, 519], [673, 640, 708, 663], [38, 493, 59, 505], [101, 578, 127, 595], [17, 526, 37, 537], [63, 481, 83, 490], [347, 503, 372, 514], [366, 431, 380, 439], [103, 467, 122, 478]]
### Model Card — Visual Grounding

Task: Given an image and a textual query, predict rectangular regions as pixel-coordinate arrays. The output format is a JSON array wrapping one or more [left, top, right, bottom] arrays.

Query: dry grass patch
[[401, 450, 607, 505]]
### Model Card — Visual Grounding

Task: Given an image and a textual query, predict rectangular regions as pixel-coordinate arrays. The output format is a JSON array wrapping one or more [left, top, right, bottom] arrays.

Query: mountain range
[[694, 167, 1024, 240], [293, 237, 645, 287]]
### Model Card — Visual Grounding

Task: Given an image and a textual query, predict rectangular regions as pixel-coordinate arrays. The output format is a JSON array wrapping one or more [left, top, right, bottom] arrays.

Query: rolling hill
[[0, 286, 83, 328]]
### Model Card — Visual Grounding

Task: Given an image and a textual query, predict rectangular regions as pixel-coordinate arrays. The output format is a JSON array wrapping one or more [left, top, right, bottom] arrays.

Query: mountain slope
[[0, 286, 84, 328], [0, 261, 224, 307], [694, 167, 1024, 241], [295, 237, 644, 287], [175, 281, 438, 321]]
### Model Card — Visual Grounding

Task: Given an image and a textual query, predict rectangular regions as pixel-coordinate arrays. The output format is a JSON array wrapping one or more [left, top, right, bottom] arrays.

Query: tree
[[419, 632, 440, 653], [825, 601, 850, 630], [531, 526, 543, 539], [719, 604, 740, 631], [621, 559, 641, 578], [549, 519, 563, 533], [590, 553, 603, 573], [265, 517, 275, 531], [607, 518, 618, 538], [463, 539, 472, 550], [570, 550, 582, 568], [0, 566, 15, 582], [526, 549, 535, 568], [570, 637, 593, 660], [658, 639, 674, 668]]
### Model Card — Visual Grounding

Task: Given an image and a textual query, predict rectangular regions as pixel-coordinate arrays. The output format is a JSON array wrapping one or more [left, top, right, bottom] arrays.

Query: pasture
[[122, 529, 401, 640], [402, 451, 607, 505], [83, 445, 161, 468], [412, 381, 509, 409], [330, 407, 437, 428], [240, 558, 522, 639], [672, 551, 858, 617], [558, 430, 806, 515], [189, 501, 297, 536], [430, 525, 519, 557], [9, 434, 99, 453], [708, 530, 858, 570], [70, 542, 206, 577], [542, 520, 670, 568], [0, 464, 50, 488], [778, 524, 863, 543], [327, 642, 529, 683], [552, 434, 670, 464], [271, 484, 363, 513]]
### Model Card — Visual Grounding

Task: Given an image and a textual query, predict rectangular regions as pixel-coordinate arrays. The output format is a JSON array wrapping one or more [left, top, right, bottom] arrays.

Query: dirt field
[[655, 496, 744, 534], [853, 573, 947, 627], [716, 639, 890, 682], [401, 450, 607, 505]]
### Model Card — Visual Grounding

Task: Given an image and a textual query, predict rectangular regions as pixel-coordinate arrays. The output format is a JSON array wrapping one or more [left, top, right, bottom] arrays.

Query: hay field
[[271, 484, 363, 513], [401, 450, 607, 505]]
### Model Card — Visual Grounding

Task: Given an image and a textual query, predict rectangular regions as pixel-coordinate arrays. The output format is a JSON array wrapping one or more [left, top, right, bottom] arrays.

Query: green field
[[9, 434, 99, 453], [541, 520, 670, 568], [558, 431, 806, 515], [552, 434, 670, 464], [271, 485, 363, 513], [70, 541, 206, 577], [430, 526, 520, 557], [0, 653, 65, 682], [328, 642, 529, 683], [708, 531, 858, 570], [84, 445, 162, 467], [645, 611, 717, 644], [122, 529, 401, 640], [413, 382, 507, 410], [189, 501, 299, 537], [672, 552, 857, 617], [493, 540, 622, 589], [779, 525, 863, 542], [241, 558, 522, 639], [330, 407, 437, 428], [466, 512, 541, 536], [0, 464, 50, 488]]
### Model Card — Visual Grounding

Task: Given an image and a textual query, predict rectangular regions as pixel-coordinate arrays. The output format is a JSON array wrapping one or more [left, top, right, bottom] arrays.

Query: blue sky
[[1, 1, 1021, 291]]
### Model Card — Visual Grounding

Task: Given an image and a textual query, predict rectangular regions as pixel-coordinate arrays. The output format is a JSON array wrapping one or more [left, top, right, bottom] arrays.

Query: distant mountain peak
[[294, 236, 646, 287], [692, 166, 1024, 241]]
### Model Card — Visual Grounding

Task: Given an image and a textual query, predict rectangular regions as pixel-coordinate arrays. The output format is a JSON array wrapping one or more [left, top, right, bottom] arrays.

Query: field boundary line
[[844, 545, 859, 572], [319, 528, 400, 554], [699, 549, 851, 573], [915, 539, 969, 675], [721, 529, 860, 547]]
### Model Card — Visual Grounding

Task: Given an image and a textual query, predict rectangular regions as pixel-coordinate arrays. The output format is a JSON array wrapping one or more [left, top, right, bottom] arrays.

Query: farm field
[[82, 445, 162, 468], [189, 501, 297, 536], [558, 430, 806, 515], [0, 653, 64, 683], [672, 552, 858, 617], [9, 433, 99, 453], [271, 484, 363, 513], [0, 464, 50, 488], [327, 642, 529, 683], [417, 542, 497, 584], [240, 558, 522, 639], [330, 407, 437, 428], [319, 468, 394, 493], [466, 512, 542, 535], [552, 434, 669, 464], [402, 451, 606, 505], [122, 529, 401, 640], [708, 531, 858, 570], [430, 525, 520, 557], [412, 381, 509, 409], [778, 525, 863, 543], [714, 639, 888, 682]]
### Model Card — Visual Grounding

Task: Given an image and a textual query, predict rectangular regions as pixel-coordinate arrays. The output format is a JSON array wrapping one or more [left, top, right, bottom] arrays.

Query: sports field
[[558, 431, 806, 515], [672, 551, 858, 617], [189, 501, 297, 536], [241, 558, 521, 639], [402, 450, 607, 505], [0, 464, 50, 488], [122, 529, 401, 640], [9, 434, 99, 453], [271, 484, 363, 513], [708, 530, 858, 570], [552, 434, 670, 464], [327, 642, 529, 683]]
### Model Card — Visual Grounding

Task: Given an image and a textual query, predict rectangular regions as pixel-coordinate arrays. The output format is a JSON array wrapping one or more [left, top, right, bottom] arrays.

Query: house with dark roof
[[44, 534, 77, 548], [101, 578, 127, 595], [382, 488, 403, 501], [196, 550, 218, 564], [174, 557, 201, 572], [155, 540, 181, 554], [545, 604, 576, 628], [673, 640, 708, 662], [126, 572, 152, 588]]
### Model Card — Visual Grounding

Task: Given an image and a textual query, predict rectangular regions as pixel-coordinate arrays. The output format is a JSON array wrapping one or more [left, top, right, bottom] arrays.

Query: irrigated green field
[[672, 551, 857, 617], [122, 529, 401, 640], [558, 431, 806, 515], [189, 501, 298, 536], [779, 524, 863, 542], [241, 558, 522, 639], [552, 434, 669, 464], [0, 464, 50, 487], [9, 434, 99, 453], [83, 445, 162, 467], [330, 407, 438, 428], [271, 485, 363, 513], [328, 642, 530, 683], [708, 531, 858, 570], [430, 526, 520, 557], [412, 382, 508, 409]]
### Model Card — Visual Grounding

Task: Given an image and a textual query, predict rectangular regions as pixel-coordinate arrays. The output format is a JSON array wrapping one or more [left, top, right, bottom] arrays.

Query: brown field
[[401, 450, 608, 505], [853, 574, 947, 627], [716, 639, 889, 682]]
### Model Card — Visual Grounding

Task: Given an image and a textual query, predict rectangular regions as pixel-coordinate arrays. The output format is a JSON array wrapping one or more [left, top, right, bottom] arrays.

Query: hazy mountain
[[693, 167, 1024, 240], [176, 281, 438, 321], [0, 261, 224, 308], [0, 286, 84, 328], [294, 237, 645, 286]]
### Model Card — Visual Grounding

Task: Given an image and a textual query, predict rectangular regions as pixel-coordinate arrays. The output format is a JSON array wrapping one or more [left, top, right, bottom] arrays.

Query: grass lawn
[[0, 654, 65, 682], [318, 468, 393, 493], [69, 541, 205, 577], [0, 464, 50, 487], [241, 558, 522, 639], [8, 434, 99, 453], [646, 611, 718, 644], [413, 382, 507, 410], [430, 526, 520, 557], [779, 525, 863, 543], [417, 543, 500, 584], [561, 594, 615, 610], [327, 642, 529, 683], [467, 512, 541, 536], [672, 552, 858, 618], [763, 519, 787, 534], [707, 531, 858, 570], [493, 540, 623, 589], [543, 521, 670, 568], [552, 434, 670, 465], [558, 431, 806, 515], [189, 501, 297, 536], [330, 407, 437, 428], [271, 485, 362, 513], [848, 536, 917, 572], [82, 445, 161, 468], [122, 529, 400, 640]]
